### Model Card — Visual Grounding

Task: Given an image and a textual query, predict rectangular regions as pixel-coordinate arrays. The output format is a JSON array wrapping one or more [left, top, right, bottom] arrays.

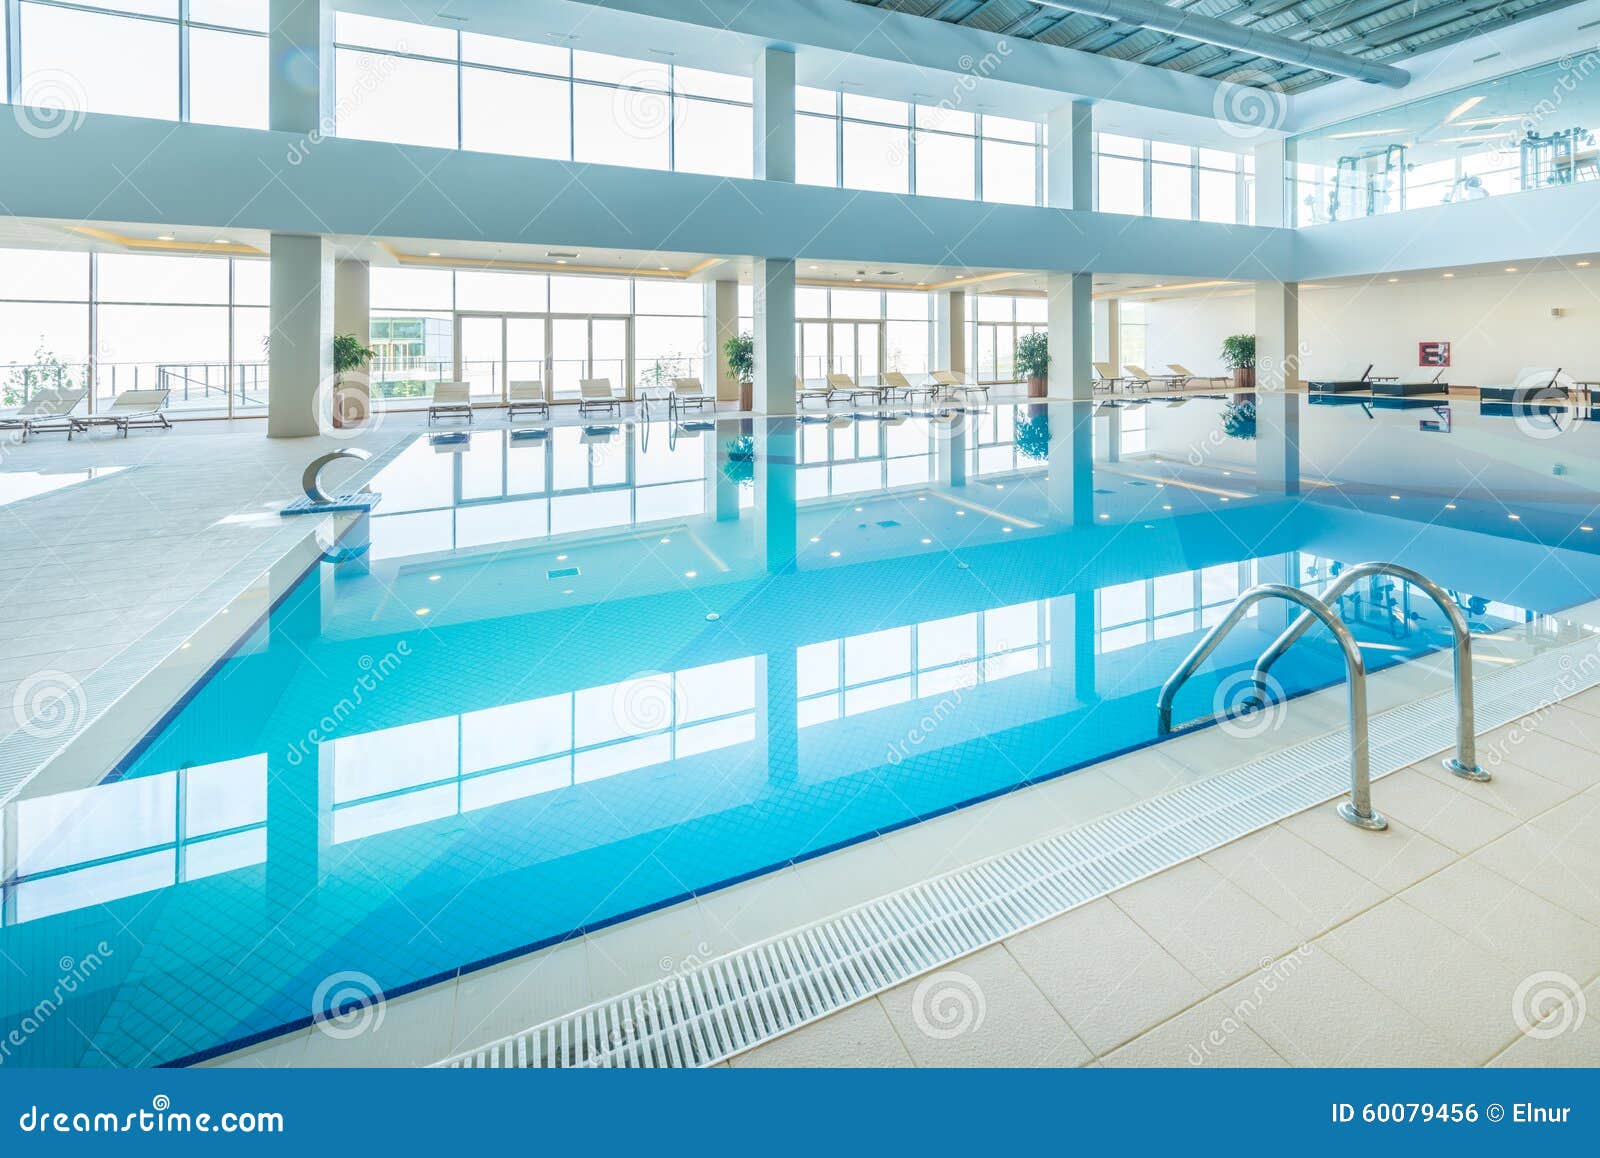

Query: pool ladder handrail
[[1157, 583, 1385, 831], [1155, 563, 1489, 832], [1255, 561, 1486, 784]]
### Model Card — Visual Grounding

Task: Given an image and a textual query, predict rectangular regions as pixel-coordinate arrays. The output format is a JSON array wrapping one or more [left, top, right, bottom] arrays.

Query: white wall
[[1143, 267, 1600, 385]]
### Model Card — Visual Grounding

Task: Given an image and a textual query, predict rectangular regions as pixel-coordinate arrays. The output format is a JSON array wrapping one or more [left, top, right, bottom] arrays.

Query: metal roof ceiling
[[849, 0, 1587, 92]]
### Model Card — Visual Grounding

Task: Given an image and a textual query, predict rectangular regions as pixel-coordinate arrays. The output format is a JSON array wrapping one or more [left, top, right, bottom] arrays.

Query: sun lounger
[[579, 378, 621, 416], [508, 380, 549, 420], [670, 377, 713, 413], [1122, 364, 1185, 392], [0, 388, 86, 442], [429, 381, 473, 424], [70, 389, 170, 439], [881, 371, 936, 402], [797, 375, 832, 408], [1166, 364, 1228, 389], [1092, 362, 1124, 393], [930, 369, 990, 405]]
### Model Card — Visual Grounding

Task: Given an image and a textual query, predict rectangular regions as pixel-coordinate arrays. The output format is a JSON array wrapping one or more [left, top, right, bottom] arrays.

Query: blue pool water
[[5, 395, 1600, 1066]]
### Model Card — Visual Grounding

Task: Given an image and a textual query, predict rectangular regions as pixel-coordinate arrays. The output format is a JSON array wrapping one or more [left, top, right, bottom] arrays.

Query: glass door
[[550, 318, 588, 401], [798, 321, 829, 382], [505, 317, 546, 398], [457, 315, 504, 401], [590, 318, 628, 397]]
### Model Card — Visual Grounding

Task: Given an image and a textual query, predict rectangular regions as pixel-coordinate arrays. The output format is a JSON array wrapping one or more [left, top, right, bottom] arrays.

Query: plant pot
[[1232, 367, 1256, 390], [739, 380, 753, 412], [1027, 375, 1047, 398]]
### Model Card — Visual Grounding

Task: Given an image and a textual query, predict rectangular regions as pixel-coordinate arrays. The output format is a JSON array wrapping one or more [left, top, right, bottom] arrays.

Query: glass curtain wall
[[1287, 55, 1600, 225], [966, 294, 1046, 384], [331, 14, 753, 178], [794, 286, 934, 385], [0, 247, 268, 417], [4, 0, 268, 128]]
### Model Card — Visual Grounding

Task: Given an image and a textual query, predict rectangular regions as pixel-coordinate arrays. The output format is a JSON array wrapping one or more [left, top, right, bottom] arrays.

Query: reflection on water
[[5, 397, 1600, 1067]]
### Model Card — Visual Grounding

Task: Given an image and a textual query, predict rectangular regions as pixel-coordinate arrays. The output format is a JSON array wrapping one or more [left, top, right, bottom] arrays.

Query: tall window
[[798, 88, 1043, 206], [0, 246, 268, 417], [7, 0, 268, 128], [333, 15, 753, 178], [967, 294, 1046, 384], [1094, 134, 1252, 223], [1118, 301, 1148, 369]]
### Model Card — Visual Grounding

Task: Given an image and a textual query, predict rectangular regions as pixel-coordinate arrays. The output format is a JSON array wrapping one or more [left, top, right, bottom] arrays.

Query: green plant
[[722, 435, 755, 487], [3, 343, 80, 406], [1220, 334, 1256, 370], [1015, 411, 1051, 460], [724, 333, 755, 383], [1221, 399, 1257, 440], [332, 333, 376, 378], [1015, 332, 1050, 381]]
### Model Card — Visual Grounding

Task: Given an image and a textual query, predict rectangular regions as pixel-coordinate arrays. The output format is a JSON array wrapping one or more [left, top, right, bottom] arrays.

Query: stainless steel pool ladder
[[1155, 562, 1487, 832]]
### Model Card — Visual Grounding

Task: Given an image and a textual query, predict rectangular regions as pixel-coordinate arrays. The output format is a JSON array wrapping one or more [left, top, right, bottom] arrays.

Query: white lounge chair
[[71, 389, 170, 439], [796, 375, 832, 409], [1092, 362, 1124, 393], [1123, 364, 1186, 392], [579, 378, 621, 416], [881, 371, 936, 403], [429, 381, 472, 424], [825, 372, 875, 405], [0, 388, 86, 442], [670, 377, 713, 413], [1166, 363, 1228, 388], [931, 369, 990, 405], [507, 380, 548, 421]]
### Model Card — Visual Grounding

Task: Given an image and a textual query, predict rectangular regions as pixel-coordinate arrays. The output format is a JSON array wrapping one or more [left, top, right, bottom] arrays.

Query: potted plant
[[332, 333, 376, 428], [1221, 334, 1256, 390], [1015, 410, 1050, 460], [724, 333, 755, 412], [1016, 331, 1050, 398], [1221, 398, 1257, 440]]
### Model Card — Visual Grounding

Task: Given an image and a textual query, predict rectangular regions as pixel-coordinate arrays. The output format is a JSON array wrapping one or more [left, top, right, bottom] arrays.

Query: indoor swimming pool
[[5, 394, 1600, 1067]]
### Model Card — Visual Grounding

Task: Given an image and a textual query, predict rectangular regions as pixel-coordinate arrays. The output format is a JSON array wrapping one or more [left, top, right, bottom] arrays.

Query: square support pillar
[[1093, 298, 1120, 377], [268, 234, 334, 438], [1254, 139, 1288, 228], [1255, 280, 1301, 394], [1047, 272, 1093, 400], [936, 290, 966, 376], [706, 279, 740, 404], [753, 47, 796, 183], [1046, 100, 1093, 209], [269, 0, 333, 135], [333, 258, 370, 424], [755, 258, 796, 415]]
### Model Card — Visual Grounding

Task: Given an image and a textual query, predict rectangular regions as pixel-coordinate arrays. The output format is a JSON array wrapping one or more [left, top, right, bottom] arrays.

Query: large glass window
[[332, 17, 753, 179], [1095, 134, 1250, 223], [10, 1, 267, 128]]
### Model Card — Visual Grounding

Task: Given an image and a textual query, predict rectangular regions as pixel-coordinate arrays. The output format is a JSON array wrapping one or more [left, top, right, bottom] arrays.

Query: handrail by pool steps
[[1156, 561, 1488, 831]]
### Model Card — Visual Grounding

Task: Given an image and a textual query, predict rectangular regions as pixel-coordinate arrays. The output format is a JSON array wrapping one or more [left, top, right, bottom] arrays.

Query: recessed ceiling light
[[427, 251, 440, 257], [428, 574, 441, 582], [1002, 526, 1013, 533], [920, 537, 932, 544], [1505, 267, 1519, 272], [659, 536, 671, 544], [1387, 277, 1399, 283], [1508, 513, 1520, 520], [658, 265, 669, 271], [684, 569, 698, 578], [415, 607, 431, 616], [1390, 494, 1400, 500], [1098, 513, 1109, 519], [1445, 503, 1457, 509], [1583, 526, 1594, 532], [555, 259, 567, 264], [1579, 261, 1593, 267], [828, 550, 841, 557], [214, 238, 232, 245], [156, 234, 175, 241], [1442, 272, 1454, 278]]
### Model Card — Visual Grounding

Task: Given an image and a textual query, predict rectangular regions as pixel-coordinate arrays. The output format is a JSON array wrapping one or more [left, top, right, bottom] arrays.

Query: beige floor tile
[[1401, 859, 1600, 981], [451, 943, 590, 1054], [1113, 858, 1304, 990], [1204, 824, 1386, 938], [1478, 717, 1600, 791], [1281, 803, 1456, 894], [878, 945, 1092, 1067], [1316, 897, 1528, 1063], [1101, 996, 1287, 1068], [1214, 946, 1468, 1067], [1472, 825, 1600, 927], [300, 983, 457, 1068], [1006, 898, 1207, 1055], [1489, 977, 1600, 1067], [584, 901, 714, 1001], [1553, 685, 1600, 720], [1526, 791, 1600, 858], [1099, 746, 1211, 799], [1371, 767, 1520, 854], [1413, 754, 1578, 821], [729, 999, 913, 1068]]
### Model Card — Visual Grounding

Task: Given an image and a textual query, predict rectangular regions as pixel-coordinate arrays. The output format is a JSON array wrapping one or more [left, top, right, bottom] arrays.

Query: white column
[[1255, 280, 1301, 394], [705, 279, 740, 404], [1045, 100, 1093, 209], [753, 47, 796, 183], [1254, 139, 1288, 228], [936, 290, 966, 375], [269, 0, 333, 135], [1093, 298, 1120, 378], [1047, 272, 1092, 400], [267, 234, 334, 438], [332, 258, 370, 424], [754, 258, 796, 415]]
